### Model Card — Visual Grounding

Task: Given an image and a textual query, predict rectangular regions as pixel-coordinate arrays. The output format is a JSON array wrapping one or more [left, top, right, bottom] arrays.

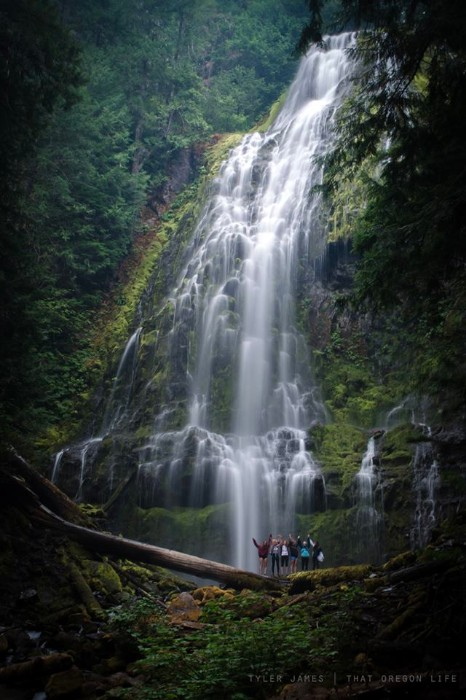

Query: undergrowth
[[107, 585, 363, 700]]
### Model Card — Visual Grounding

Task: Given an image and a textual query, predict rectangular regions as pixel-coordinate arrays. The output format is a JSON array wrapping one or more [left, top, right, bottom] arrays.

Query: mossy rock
[[288, 564, 373, 593], [383, 510, 413, 557], [308, 422, 367, 513], [192, 586, 235, 604], [84, 560, 123, 595], [380, 423, 421, 467]]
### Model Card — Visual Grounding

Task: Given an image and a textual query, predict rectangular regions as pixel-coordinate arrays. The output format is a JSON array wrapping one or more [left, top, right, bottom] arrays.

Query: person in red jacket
[[252, 534, 272, 575]]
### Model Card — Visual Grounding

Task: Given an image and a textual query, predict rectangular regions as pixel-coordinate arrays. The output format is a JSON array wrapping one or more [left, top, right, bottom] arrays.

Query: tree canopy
[[302, 0, 466, 406], [0, 0, 308, 447]]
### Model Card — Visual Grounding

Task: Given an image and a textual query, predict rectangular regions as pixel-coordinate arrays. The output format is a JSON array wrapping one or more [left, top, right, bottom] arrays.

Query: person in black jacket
[[288, 534, 299, 574], [270, 538, 281, 577], [312, 540, 323, 570]]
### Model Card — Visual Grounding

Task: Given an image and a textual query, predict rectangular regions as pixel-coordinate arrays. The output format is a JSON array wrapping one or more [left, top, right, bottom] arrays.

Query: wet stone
[[45, 666, 84, 698], [167, 592, 201, 624]]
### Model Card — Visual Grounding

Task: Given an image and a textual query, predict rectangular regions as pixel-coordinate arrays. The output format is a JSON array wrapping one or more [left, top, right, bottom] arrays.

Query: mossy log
[[375, 598, 426, 640], [3, 446, 89, 526], [288, 564, 373, 594], [68, 562, 104, 619], [0, 653, 73, 681], [32, 506, 282, 592], [386, 559, 451, 583]]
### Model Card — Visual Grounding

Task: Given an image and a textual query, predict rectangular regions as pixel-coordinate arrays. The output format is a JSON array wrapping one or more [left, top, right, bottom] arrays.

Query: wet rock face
[[151, 144, 203, 211], [303, 240, 366, 356], [431, 422, 466, 521]]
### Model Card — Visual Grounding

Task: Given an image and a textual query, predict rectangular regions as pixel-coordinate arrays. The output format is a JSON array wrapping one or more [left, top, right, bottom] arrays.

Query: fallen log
[[1, 457, 282, 593], [1, 449, 281, 592], [68, 561, 104, 619], [30, 504, 282, 592], [387, 559, 452, 584], [3, 446, 90, 526]]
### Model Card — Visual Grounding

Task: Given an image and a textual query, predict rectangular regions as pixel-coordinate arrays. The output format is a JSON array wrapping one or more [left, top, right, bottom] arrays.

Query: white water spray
[[51, 327, 142, 494], [410, 425, 440, 549], [355, 436, 383, 562], [135, 34, 356, 570]]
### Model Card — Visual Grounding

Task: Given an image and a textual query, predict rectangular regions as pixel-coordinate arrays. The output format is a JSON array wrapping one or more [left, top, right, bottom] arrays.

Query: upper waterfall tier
[[166, 32, 356, 439], [141, 33, 356, 569]]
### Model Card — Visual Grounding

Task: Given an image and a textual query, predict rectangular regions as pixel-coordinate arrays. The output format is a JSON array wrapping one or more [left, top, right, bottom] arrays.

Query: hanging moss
[[209, 366, 235, 433], [295, 508, 362, 566], [381, 423, 421, 466], [122, 503, 232, 562], [310, 422, 366, 501], [255, 91, 288, 132], [202, 133, 244, 174]]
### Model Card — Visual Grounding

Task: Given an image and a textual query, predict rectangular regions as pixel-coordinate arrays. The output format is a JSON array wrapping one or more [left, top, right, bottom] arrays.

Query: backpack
[[317, 550, 324, 562], [300, 547, 309, 558]]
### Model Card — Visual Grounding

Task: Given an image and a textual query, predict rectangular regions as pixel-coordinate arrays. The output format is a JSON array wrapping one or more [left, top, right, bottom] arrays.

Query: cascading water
[[52, 327, 142, 496], [101, 326, 142, 435], [354, 436, 383, 563], [134, 33, 356, 571], [410, 424, 440, 549]]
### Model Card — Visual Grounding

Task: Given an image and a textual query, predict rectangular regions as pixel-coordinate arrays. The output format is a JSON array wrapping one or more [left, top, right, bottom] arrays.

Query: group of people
[[252, 533, 323, 577]]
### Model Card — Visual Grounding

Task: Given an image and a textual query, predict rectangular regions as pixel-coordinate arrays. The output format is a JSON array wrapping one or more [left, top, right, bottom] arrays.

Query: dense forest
[[1, 1, 466, 699], [1, 0, 320, 448]]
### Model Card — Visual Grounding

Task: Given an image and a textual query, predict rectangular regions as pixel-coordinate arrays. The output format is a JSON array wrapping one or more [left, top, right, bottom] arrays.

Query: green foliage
[[107, 585, 363, 699], [0, 0, 84, 445], [66, 0, 308, 171], [312, 1, 466, 408], [128, 504, 230, 558], [310, 421, 365, 487], [0, 0, 83, 169], [0, 0, 309, 450], [315, 327, 402, 427]]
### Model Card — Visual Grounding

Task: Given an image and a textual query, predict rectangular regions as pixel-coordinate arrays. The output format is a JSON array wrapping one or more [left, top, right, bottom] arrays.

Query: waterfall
[[54, 33, 357, 570], [134, 33, 356, 571], [101, 326, 142, 435], [384, 399, 414, 430], [52, 327, 142, 495], [355, 436, 383, 563], [410, 425, 440, 549]]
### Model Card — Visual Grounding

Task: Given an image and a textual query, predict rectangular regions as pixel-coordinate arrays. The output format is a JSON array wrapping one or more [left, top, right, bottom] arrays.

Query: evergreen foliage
[[0, 0, 307, 448], [0, 0, 84, 444], [302, 0, 466, 408]]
